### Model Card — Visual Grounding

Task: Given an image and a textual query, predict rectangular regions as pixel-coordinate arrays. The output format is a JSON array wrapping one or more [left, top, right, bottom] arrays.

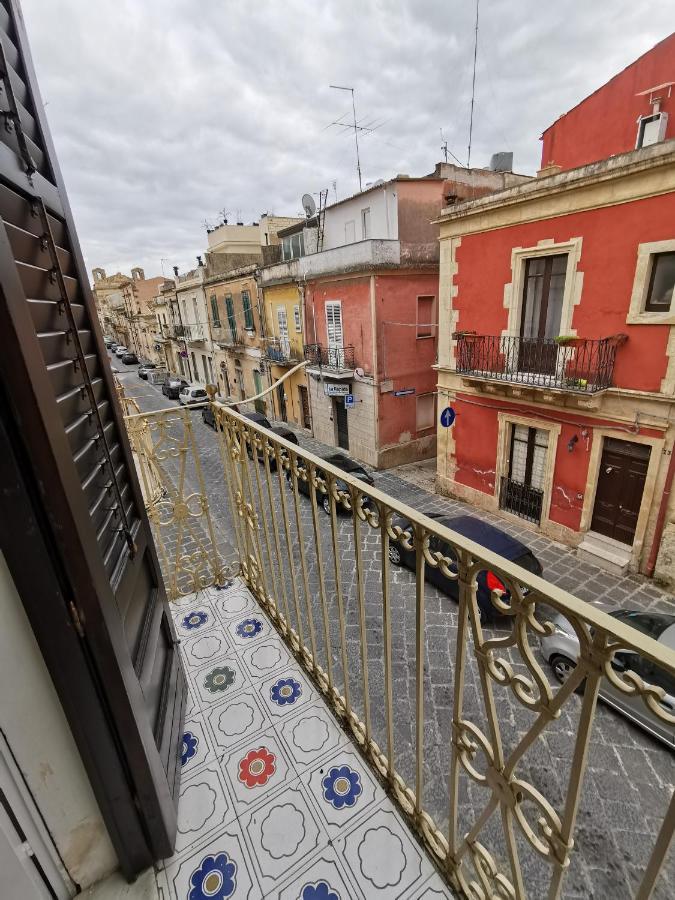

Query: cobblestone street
[[117, 363, 675, 899]]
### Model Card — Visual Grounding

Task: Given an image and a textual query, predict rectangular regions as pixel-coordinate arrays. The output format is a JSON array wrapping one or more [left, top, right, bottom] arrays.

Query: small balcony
[[304, 343, 355, 375], [118, 394, 675, 900], [167, 323, 206, 342], [263, 336, 302, 366], [454, 332, 627, 401], [212, 323, 244, 348]]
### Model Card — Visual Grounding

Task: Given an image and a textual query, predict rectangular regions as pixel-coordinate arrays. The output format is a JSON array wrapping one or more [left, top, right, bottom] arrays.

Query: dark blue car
[[387, 513, 542, 623]]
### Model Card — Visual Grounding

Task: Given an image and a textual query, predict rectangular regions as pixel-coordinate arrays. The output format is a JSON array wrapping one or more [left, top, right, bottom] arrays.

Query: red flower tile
[[237, 746, 276, 788]]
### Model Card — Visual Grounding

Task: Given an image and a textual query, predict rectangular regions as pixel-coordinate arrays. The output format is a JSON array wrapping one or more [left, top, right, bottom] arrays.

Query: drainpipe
[[645, 446, 675, 577]]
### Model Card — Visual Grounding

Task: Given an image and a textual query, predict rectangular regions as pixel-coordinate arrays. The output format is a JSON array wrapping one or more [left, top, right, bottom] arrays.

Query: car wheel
[[322, 495, 331, 515], [388, 545, 402, 565], [550, 654, 576, 685]]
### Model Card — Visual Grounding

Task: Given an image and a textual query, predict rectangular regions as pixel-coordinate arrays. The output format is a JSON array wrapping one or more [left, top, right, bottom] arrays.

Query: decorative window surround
[[626, 240, 675, 326], [495, 412, 561, 530], [502, 238, 584, 340]]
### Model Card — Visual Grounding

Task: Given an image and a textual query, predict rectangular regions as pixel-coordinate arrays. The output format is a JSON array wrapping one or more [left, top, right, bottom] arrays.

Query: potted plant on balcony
[[554, 334, 582, 348]]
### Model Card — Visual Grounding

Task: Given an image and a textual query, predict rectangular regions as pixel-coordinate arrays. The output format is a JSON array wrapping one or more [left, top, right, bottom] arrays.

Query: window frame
[[293, 304, 302, 333], [416, 295, 435, 339], [416, 392, 436, 432], [361, 207, 371, 240], [242, 289, 255, 331], [627, 240, 675, 326], [210, 294, 220, 328], [644, 251, 675, 313]]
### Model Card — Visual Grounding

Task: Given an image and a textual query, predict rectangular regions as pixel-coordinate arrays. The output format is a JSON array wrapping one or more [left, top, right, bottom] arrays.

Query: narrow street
[[116, 358, 675, 899]]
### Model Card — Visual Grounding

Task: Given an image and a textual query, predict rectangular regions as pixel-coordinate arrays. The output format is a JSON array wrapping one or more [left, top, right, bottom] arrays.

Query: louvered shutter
[[0, 0, 185, 875]]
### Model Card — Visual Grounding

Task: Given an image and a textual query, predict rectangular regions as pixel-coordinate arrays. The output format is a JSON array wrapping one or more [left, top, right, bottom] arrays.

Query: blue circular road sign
[[440, 407, 456, 428]]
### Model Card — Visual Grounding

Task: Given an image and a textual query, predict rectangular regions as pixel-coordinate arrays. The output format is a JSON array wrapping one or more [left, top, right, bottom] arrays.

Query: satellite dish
[[302, 193, 316, 218], [354, 367, 365, 379]]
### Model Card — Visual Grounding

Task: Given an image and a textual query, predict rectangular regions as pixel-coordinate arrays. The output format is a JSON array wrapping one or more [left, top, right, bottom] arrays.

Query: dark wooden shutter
[[0, 0, 185, 876]]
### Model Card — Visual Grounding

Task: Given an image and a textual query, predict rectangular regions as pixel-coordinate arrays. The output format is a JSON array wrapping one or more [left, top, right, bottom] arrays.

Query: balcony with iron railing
[[166, 322, 206, 342], [304, 343, 356, 374], [263, 336, 302, 365], [212, 322, 244, 348], [117, 390, 675, 899], [454, 332, 627, 397]]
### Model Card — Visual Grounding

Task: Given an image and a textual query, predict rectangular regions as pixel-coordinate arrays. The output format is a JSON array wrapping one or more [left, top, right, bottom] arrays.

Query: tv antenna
[[440, 128, 448, 163], [301, 193, 316, 218], [467, 0, 480, 168], [329, 84, 363, 192]]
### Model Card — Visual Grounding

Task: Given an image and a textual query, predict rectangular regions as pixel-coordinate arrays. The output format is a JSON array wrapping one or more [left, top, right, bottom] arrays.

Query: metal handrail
[[123, 400, 675, 899], [454, 333, 626, 393], [303, 343, 356, 369]]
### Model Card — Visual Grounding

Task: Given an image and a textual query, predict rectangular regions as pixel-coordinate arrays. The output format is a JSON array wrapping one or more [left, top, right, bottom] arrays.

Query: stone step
[[576, 531, 632, 576]]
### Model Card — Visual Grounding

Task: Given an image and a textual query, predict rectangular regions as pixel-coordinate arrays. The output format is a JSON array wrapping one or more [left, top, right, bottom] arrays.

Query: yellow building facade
[[261, 282, 310, 428]]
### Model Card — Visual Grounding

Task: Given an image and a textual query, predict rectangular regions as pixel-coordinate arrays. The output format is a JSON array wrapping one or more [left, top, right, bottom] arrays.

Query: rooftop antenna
[[467, 0, 480, 168], [330, 84, 362, 192], [440, 128, 448, 164]]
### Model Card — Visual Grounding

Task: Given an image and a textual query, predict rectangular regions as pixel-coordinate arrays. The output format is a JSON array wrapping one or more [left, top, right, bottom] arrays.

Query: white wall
[[321, 184, 398, 250], [0, 553, 117, 889]]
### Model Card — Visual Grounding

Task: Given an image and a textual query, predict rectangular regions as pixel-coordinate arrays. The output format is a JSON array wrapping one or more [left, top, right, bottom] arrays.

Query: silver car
[[540, 608, 675, 750]]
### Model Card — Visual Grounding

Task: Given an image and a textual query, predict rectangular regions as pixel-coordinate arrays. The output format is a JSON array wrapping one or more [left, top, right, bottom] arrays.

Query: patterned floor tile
[[274, 844, 354, 899], [209, 584, 260, 621], [301, 746, 380, 838], [219, 726, 295, 816], [227, 613, 274, 647], [158, 820, 260, 899], [179, 714, 215, 775], [238, 635, 293, 682], [180, 627, 231, 671], [275, 700, 349, 772], [173, 763, 235, 860], [336, 803, 435, 899], [189, 654, 247, 708], [205, 686, 272, 753], [257, 666, 316, 720], [173, 600, 217, 638], [239, 780, 326, 894]]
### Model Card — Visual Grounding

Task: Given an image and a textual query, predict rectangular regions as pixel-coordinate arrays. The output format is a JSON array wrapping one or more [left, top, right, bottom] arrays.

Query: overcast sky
[[21, 0, 673, 279]]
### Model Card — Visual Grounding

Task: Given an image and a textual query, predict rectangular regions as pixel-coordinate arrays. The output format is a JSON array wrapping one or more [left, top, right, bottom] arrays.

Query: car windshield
[[612, 611, 675, 641]]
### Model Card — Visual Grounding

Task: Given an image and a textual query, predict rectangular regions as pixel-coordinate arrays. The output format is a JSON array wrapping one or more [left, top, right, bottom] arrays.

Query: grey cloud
[[22, 0, 674, 276]]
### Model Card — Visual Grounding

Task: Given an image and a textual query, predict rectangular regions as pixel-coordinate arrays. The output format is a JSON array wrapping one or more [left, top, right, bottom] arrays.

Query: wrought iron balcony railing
[[264, 336, 301, 365], [212, 323, 243, 347], [454, 333, 627, 393], [304, 343, 356, 371], [167, 323, 205, 341], [499, 475, 544, 524], [121, 397, 675, 900]]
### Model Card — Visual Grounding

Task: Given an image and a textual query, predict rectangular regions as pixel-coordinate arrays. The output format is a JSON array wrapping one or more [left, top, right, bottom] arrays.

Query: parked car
[[252, 424, 300, 471], [109, 342, 118, 352], [121, 352, 138, 364], [114, 345, 128, 357], [540, 608, 675, 749], [178, 385, 208, 406], [288, 451, 374, 514], [387, 513, 543, 623], [138, 362, 157, 379], [162, 375, 189, 399], [103, 336, 114, 348]]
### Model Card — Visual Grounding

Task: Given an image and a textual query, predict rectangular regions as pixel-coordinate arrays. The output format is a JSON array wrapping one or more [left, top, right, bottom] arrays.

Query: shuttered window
[[210, 294, 220, 327], [325, 301, 343, 349], [242, 289, 254, 330]]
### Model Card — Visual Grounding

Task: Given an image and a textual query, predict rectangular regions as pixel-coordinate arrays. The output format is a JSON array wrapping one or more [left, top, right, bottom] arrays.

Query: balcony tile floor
[[155, 579, 454, 899]]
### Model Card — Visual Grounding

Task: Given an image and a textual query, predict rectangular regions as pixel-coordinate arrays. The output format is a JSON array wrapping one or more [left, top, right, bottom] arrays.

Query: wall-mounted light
[[568, 434, 579, 452]]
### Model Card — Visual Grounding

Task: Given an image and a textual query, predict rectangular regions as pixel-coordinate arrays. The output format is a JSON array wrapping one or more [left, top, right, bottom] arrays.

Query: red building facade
[[436, 36, 675, 581]]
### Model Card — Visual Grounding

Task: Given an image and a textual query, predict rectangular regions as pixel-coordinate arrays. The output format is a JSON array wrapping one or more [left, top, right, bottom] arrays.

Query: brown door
[[0, 0, 184, 877], [299, 385, 311, 428], [334, 396, 349, 450], [590, 439, 650, 544], [518, 254, 567, 376]]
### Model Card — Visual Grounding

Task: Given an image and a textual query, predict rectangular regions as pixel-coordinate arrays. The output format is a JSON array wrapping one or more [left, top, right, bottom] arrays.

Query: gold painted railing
[[123, 400, 675, 900]]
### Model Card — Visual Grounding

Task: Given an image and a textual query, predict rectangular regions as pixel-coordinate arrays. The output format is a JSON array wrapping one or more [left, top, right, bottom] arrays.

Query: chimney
[[173, 266, 179, 277], [196, 255, 203, 267]]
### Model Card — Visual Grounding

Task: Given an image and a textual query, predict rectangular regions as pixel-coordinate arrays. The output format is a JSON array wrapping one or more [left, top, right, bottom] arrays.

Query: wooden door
[[0, 0, 184, 877], [334, 397, 349, 450], [299, 385, 311, 429], [518, 254, 567, 375], [591, 439, 650, 544]]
